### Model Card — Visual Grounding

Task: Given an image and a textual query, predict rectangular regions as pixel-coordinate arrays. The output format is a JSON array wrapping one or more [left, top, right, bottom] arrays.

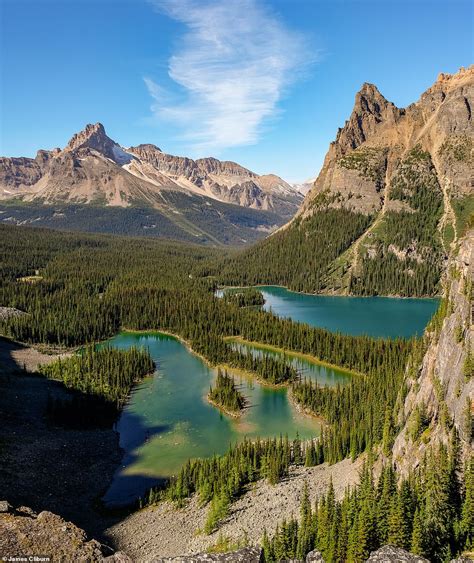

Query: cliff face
[[393, 230, 474, 475], [303, 66, 473, 217], [298, 66, 473, 295]]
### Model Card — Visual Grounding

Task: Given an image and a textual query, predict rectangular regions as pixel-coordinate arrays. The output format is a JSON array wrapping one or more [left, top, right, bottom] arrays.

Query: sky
[[1, 0, 472, 182]]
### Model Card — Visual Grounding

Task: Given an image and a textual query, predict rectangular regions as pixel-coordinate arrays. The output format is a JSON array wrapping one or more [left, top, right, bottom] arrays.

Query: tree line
[[263, 435, 473, 563]]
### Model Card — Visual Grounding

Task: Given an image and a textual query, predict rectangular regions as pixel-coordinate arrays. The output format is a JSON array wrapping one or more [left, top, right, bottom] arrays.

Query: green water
[[218, 286, 439, 339], [103, 332, 348, 506]]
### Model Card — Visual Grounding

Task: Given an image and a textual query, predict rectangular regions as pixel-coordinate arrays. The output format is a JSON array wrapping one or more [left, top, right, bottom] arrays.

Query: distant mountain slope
[[0, 124, 302, 245], [218, 66, 474, 295]]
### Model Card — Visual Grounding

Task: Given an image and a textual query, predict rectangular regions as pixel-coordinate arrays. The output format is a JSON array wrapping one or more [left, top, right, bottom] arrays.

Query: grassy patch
[[452, 195, 474, 237]]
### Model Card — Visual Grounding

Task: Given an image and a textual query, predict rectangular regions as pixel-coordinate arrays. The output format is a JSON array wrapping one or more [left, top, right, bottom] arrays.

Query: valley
[[0, 66, 472, 563]]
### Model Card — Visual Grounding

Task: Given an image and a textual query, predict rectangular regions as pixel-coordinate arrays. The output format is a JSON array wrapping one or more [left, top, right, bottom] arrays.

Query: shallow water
[[103, 290, 438, 505]]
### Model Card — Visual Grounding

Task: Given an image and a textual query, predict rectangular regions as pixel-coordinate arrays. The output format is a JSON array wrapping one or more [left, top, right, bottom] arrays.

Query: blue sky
[[1, 0, 472, 182]]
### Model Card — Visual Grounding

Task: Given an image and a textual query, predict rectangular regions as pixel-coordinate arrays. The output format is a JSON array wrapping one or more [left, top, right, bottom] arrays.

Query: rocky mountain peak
[[332, 82, 403, 154], [66, 122, 109, 151], [354, 82, 395, 116], [65, 122, 134, 164]]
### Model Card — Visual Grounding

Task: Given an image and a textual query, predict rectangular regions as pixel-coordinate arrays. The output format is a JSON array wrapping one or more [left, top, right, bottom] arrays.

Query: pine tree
[[411, 506, 425, 556], [460, 455, 474, 550]]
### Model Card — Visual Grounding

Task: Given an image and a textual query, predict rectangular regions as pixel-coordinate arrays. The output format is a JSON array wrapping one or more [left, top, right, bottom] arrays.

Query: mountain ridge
[[0, 124, 302, 245], [0, 123, 302, 215]]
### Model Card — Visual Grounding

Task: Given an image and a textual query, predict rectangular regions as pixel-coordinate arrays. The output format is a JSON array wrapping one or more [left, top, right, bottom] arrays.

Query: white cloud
[[145, 0, 314, 154]]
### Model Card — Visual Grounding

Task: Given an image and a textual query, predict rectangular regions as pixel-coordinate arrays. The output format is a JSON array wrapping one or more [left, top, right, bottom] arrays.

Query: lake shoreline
[[225, 336, 362, 378], [121, 328, 300, 390], [206, 395, 244, 419], [216, 283, 441, 301]]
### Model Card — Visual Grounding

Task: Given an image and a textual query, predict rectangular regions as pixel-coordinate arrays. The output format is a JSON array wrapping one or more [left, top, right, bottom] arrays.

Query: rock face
[[0, 306, 27, 321], [366, 545, 429, 562], [266, 66, 473, 295], [0, 124, 302, 220], [393, 230, 474, 474], [305, 550, 325, 562], [0, 503, 125, 562], [303, 65, 473, 217]]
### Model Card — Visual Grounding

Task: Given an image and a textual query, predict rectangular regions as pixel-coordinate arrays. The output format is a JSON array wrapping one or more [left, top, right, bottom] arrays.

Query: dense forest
[[208, 368, 246, 413], [0, 222, 470, 561], [349, 147, 445, 297], [199, 146, 450, 298], [263, 437, 473, 563], [214, 208, 373, 293], [0, 224, 413, 465]]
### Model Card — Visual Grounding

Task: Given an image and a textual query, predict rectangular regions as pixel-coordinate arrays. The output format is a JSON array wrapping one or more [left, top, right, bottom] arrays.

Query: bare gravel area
[[107, 457, 362, 561]]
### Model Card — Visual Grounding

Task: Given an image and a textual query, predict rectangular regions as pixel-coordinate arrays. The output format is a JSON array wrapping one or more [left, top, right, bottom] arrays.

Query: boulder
[[367, 545, 430, 562]]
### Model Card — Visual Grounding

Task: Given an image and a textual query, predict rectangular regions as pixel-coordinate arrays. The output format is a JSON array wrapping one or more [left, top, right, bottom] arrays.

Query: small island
[[208, 368, 246, 417], [223, 288, 265, 308]]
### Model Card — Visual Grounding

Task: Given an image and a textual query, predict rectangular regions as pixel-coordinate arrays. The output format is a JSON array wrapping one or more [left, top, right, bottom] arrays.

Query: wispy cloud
[[145, 0, 314, 154]]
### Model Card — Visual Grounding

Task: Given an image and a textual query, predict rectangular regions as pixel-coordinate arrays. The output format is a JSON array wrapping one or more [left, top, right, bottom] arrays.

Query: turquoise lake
[[219, 286, 439, 339], [103, 291, 438, 506], [102, 331, 351, 506]]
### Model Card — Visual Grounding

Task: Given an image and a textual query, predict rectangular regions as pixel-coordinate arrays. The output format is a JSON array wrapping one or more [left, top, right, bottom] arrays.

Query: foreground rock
[[0, 503, 130, 562], [155, 546, 262, 562], [0, 306, 27, 321], [367, 545, 429, 562]]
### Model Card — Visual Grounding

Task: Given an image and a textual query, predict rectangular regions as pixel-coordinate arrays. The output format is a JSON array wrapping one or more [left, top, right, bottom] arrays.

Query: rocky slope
[[302, 66, 473, 292], [107, 458, 363, 560], [0, 124, 301, 245]]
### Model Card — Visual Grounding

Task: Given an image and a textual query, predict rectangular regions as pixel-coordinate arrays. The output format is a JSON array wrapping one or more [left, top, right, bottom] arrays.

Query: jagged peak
[[65, 123, 135, 164], [330, 81, 402, 154], [66, 122, 111, 151], [353, 82, 399, 116]]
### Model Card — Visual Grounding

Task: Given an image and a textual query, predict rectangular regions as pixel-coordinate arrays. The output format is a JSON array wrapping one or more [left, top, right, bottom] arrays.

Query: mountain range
[[0, 124, 302, 245]]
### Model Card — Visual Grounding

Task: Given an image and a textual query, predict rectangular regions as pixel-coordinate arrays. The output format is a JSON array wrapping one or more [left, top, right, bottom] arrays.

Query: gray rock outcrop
[[154, 546, 263, 562], [367, 545, 429, 562]]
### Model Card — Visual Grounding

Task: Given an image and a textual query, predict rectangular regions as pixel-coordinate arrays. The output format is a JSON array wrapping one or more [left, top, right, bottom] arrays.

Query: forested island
[[222, 288, 265, 308], [208, 368, 246, 416]]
